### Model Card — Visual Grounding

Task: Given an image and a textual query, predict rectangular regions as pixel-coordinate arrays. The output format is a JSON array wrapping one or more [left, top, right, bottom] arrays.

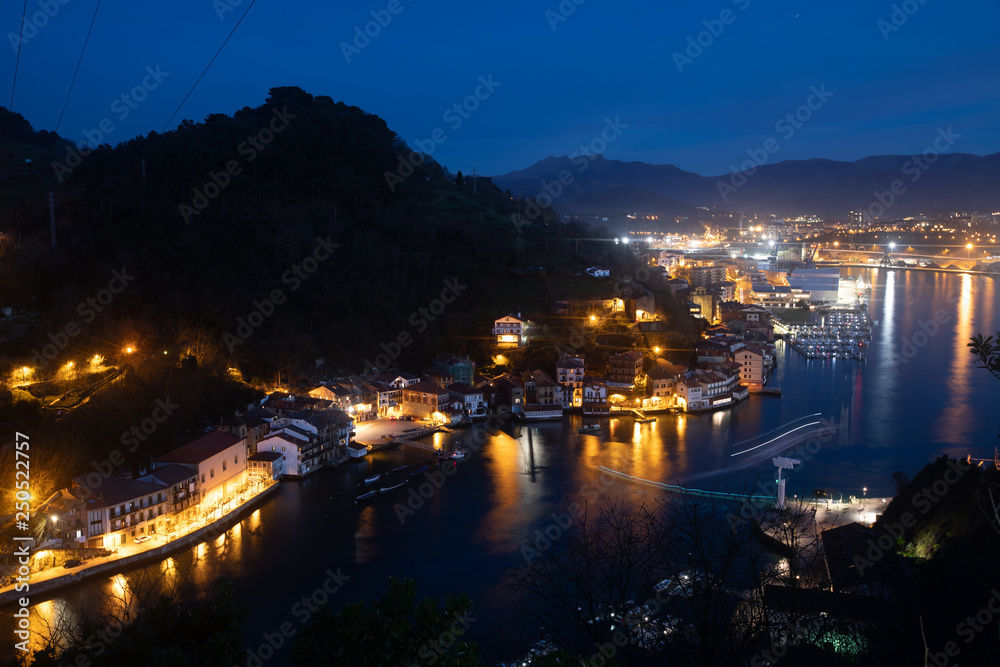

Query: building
[[606, 350, 644, 387], [138, 464, 200, 535], [686, 265, 728, 287], [690, 286, 718, 323], [401, 381, 453, 419], [556, 354, 585, 408], [624, 284, 656, 322], [247, 451, 283, 483], [434, 353, 476, 385], [256, 431, 310, 477], [448, 383, 486, 418], [370, 381, 402, 416], [347, 443, 369, 458], [657, 251, 683, 273], [422, 367, 454, 388], [675, 378, 706, 412], [647, 362, 686, 408], [154, 430, 248, 523], [77, 476, 169, 550], [493, 373, 526, 414], [666, 277, 689, 293], [582, 377, 609, 415], [713, 280, 737, 302], [523, 369, 561, 405], [372, 371, 421, 388], [735, 343, 768, 391], [522, 404, 564, 420], [751, 284, 809, 308], [493, 315, 527, 346], [788, 267, 841, 303], [216, 413, 270, 454]]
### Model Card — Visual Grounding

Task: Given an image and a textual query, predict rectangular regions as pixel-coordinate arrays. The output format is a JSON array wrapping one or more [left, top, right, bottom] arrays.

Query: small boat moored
[[355, 490, 377, 502], [578, 424, 601, 434], [450, 448, 468, 459], [409, 465, 429, 476], [380, 481, 407, 493], [364, 474, 381, 485]]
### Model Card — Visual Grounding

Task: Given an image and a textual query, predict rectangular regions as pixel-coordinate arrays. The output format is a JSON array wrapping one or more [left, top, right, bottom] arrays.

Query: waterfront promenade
[[0, 481, 279, 608]]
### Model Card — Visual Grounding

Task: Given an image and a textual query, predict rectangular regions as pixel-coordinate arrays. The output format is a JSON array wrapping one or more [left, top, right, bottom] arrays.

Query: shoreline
[[837, 262, 999, 276], [0, 482, 279, 609]]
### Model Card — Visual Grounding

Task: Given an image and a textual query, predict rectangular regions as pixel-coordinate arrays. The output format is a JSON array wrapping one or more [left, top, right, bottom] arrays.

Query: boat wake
[[679, 413, 839, 484]]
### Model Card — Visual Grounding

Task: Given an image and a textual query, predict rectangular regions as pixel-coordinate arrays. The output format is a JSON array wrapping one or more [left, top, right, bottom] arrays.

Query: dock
[[364, 426, 443, 453]]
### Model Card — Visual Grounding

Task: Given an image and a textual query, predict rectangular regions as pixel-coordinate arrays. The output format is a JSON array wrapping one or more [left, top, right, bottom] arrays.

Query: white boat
[[364, 474, 381, 485], [380, 480, 407, 493], [355, 490, 377, 501], [450, 449, 467, 459]]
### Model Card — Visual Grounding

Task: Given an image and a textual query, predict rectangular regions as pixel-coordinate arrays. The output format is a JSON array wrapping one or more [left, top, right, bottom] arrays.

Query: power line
[[161, 0, 256, 133], [9, 0, 28, 113], [55, 0, 102, 134]]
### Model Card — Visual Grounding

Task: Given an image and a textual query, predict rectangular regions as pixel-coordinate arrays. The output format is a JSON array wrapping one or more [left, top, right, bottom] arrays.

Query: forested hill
[[2, 87, 632, 382]]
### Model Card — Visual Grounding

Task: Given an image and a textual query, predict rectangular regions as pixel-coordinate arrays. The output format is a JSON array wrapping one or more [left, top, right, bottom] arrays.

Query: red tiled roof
[[156, 430, 242, 465], [404, 381, 452, 396]]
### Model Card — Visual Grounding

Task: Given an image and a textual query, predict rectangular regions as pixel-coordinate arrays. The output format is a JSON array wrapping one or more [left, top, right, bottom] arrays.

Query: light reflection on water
[[8, 269, 1000, 659]]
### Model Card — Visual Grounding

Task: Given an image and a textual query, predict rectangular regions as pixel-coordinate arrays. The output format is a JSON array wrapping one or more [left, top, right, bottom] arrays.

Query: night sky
[[5, 0, 999, 177]]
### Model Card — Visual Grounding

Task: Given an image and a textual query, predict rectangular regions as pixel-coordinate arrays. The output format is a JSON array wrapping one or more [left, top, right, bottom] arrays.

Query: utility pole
[[47, 191, 56, 248]]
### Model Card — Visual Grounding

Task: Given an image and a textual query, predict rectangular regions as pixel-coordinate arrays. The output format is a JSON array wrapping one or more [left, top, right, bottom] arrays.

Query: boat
[[390, 464, 408, 472], [635, 417, 656, 424], [355, 490, 377, 502], [409, 465, 429, 476], [364, 474, 381, 485], [578, 424, 601, 433], [450, 448, 468, 459], [380, 481, 407, 493]]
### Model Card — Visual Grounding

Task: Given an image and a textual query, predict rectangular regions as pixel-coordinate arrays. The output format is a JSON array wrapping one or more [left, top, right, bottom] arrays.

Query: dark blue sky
[[5, 0, 999, 177]]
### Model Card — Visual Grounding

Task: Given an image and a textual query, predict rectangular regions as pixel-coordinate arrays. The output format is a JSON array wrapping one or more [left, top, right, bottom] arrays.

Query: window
[[223, 460, 227, 472], [201, 474, 206, 484], [235, 454, 238, 463]]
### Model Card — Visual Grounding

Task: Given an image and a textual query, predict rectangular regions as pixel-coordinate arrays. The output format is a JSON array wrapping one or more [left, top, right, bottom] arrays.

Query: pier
[[363, 426, 444, 453]]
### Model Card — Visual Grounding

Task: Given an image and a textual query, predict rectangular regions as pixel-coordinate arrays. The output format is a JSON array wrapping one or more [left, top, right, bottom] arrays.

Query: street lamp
[[967, 243, 973, 260]]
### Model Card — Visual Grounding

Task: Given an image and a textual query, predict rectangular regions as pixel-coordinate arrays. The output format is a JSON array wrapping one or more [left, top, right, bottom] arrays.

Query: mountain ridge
[[493, 151, 1000, 216]]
